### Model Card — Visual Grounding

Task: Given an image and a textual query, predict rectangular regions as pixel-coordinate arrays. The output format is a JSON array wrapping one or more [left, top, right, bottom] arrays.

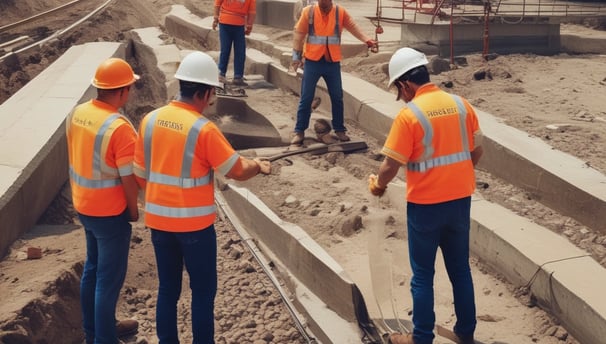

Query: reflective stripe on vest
[[406, 95, 472, 173], [307, 5, 340, 45], [146, 203, 216, 219], [142, 111, 216, 218], [69, 114, 122, 189]]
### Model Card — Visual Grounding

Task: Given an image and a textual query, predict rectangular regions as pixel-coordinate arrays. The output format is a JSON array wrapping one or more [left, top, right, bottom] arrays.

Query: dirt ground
[[1, 0, 606, 343]]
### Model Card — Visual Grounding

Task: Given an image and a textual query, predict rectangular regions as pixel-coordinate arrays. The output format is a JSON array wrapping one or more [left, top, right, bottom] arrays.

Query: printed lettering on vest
[[156, 119, 184, 131], [406, 94, 472, 173]]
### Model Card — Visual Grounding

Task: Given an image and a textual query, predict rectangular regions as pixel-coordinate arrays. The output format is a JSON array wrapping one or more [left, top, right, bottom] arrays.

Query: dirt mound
[[0, 264, 82, 343]]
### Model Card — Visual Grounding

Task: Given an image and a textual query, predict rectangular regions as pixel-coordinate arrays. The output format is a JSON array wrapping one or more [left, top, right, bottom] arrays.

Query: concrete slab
[[0, 42, 126, 258]]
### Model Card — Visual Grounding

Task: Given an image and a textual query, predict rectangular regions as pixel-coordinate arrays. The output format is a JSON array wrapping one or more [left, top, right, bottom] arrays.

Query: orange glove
[[368, 174, 386, 197], [245, 25, 252, 35]]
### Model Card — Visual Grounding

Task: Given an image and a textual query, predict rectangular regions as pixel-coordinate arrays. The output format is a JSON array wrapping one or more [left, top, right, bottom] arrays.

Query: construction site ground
[[1, 0, 606, 343]]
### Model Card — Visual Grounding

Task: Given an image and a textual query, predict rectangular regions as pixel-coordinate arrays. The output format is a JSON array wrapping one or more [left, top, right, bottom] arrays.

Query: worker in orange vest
[[133, 51, 271, 344], [212, 0, 256, 86], [368, 48, 483, 344], [290, 0, 378, 145], [66, 57, 140, 344]]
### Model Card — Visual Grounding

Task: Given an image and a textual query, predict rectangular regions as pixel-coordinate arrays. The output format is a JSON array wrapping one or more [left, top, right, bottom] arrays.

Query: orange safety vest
[[381, 84, 481, 204], [66, 99, 136, 216], [216, 0, 256, 26], [302, 4, 344, 62], [134, 101, 240, 232]]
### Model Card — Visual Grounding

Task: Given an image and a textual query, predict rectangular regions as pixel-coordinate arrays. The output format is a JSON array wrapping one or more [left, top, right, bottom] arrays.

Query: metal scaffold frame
[[367, 0, 606, 59]]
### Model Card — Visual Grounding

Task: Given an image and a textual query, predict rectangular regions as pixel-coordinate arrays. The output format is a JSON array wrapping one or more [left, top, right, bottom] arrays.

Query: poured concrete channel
[[1, 5, 606, 344]]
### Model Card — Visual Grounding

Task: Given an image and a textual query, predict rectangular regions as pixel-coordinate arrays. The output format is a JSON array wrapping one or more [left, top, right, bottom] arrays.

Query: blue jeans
[[151, 225, 217, 344], [407, 197, 476, 344], [218, 23, 246, 79], [294, 57, 345, 133], [79, 211, 132, 344]]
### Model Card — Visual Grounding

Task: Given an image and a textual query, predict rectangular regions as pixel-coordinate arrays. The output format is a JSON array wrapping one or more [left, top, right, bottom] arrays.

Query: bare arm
[[471, 146, 483, 166], [225, 157, 271, 181], [247, 13, 256, 26], [121, 174, 139, 221], [293, 30, 306, 52], [292, 30, 306, 71], [343, 14, 372, 43], [376, 156, 402, 188]]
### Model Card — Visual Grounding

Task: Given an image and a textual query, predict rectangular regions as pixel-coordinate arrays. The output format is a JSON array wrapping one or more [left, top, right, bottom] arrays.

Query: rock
[[340, 215, 363, 237], [429, 56, 451, 75], [313, 118, 331, 135], [283, 195, 299, 208]]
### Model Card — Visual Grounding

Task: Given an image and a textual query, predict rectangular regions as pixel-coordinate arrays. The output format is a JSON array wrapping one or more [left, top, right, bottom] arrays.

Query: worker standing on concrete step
[[368, 47, 484, 344], [212, 0, 256, 86], [66, 57, 140, 344], [290, 0, 378, 146], [133, 51, 271, 344]]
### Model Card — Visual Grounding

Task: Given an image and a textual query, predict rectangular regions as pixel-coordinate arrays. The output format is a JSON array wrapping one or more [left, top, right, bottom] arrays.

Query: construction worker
[[133, 51, 271, 344], [368, 47, 483, 344], [290, 0, 378, 145], [212, 0, 256, 86], [66, 57, 140, 344]]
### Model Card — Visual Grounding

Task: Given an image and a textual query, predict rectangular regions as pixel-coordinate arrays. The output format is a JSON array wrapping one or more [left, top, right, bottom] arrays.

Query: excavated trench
[[3, 4, 606, 343]]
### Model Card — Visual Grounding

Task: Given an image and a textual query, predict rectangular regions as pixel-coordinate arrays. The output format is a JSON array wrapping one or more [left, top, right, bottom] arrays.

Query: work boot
[[388, 332, 415, 344], [116, 319, 138, 338], [218, 75, 227, 84], [290, 132, 304, 145], [232, 77, 248, 86], [334, 131, 350, 142]]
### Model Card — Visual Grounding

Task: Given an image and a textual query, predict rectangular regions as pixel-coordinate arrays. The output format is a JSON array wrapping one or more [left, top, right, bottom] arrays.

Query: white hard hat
[[174, 51, 222, 88], [387, 47, 429, 87]]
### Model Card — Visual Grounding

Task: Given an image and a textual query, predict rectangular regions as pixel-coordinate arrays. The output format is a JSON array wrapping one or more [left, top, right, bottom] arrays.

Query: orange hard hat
[[92, 58, 140, 89]]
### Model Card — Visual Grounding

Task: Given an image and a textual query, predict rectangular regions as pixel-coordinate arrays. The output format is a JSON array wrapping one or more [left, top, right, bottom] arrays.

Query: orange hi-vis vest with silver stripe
[[133, 101, 240, 232], [216, 0, 256, 26], [303, 4, 344, 62], [381, 84, 481, 204], [66, 99, 137, 216]]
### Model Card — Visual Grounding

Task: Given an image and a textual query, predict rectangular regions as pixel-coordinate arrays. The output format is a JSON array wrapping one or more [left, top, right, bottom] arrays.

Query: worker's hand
[[366, 39, 379, 53], [368, 174, 386, 197], [291, 49, 303, 72], [245, 25, 252, 35], [291, 60, 303, 72], [212, 18, 218, 30], [254, 158, 271, 175], [129, 209, 139, 222]]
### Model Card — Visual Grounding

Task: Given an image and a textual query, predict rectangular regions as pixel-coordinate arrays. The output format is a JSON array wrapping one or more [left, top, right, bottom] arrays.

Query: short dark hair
[[97, 86, 129, 97], [179, 80, 214, 99], [397, 65, 430, 85]]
